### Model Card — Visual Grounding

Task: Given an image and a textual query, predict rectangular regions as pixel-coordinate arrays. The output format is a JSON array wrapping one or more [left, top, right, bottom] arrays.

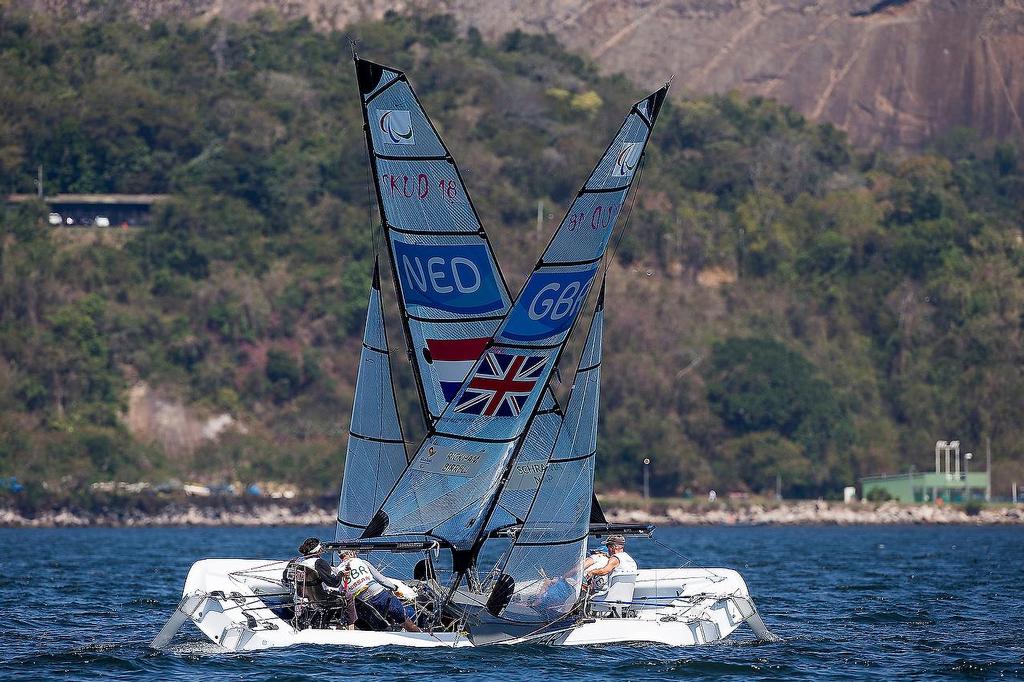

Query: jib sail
[[361, 87, 667, 554], [335, 260, 409, 541]]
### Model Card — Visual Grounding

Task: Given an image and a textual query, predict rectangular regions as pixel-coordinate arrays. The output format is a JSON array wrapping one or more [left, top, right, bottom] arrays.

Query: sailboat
[[151, 57, 774, 651]]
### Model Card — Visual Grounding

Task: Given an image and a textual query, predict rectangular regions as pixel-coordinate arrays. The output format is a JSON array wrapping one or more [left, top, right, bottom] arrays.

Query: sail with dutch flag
[[354, 56, 565, 529]]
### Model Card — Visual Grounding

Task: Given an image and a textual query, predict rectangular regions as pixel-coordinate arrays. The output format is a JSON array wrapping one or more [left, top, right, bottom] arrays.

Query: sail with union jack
[[360, 82, 668, 551], [453, 353, 546, 417]]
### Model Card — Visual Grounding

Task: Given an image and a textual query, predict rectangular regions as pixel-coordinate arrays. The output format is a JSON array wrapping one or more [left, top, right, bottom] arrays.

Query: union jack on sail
[[454, 352, 546, 417]]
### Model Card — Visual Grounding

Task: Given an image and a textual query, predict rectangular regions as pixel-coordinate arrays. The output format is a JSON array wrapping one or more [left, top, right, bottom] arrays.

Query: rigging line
[[649, 536, 729, 582]]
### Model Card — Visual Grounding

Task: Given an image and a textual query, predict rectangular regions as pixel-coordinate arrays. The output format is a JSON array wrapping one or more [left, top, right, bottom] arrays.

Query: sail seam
[[363, 73, 403, 105]]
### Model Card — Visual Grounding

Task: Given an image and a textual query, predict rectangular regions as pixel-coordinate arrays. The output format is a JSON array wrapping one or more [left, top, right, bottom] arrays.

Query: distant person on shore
[[337, 550, 421, 632]]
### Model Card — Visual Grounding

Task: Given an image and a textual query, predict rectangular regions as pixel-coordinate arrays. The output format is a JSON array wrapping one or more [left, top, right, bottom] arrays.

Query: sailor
[[583, 535, 637, 589], [286, 537, 356, 629], [581, 549, 610, 591], [338, 551, 421, 632]]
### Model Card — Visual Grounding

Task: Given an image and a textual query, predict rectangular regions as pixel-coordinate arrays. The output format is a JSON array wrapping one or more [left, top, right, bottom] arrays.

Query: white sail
[[335, 260, 409, 541]]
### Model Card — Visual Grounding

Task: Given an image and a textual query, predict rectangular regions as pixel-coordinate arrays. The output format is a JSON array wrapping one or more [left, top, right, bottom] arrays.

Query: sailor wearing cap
[[583, 534, 637, 587]]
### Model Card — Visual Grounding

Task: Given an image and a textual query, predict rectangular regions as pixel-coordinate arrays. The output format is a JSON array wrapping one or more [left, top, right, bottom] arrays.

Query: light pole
[[965, 452, 973, 500], [643, 458, 651, 500]]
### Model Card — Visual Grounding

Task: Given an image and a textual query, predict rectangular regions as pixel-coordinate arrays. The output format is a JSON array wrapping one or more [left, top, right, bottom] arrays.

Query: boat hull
[[160, 559, 770, 651]]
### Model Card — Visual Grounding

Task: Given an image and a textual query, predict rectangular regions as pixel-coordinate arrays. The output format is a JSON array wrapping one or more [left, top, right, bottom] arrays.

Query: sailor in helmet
[[583, 534, 637, 591]]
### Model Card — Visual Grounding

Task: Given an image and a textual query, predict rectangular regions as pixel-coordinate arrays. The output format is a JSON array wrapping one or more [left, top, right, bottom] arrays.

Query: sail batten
[[364, 84, 667, 553]]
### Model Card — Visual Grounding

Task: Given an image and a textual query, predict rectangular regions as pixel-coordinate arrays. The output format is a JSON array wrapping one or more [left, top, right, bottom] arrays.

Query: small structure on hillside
[[6, 193, 168, 226], [861, 440, 990, 503]]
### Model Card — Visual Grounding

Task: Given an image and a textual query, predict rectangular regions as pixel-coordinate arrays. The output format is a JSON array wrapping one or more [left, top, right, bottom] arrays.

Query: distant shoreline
[[2, 499, 1022, 528]]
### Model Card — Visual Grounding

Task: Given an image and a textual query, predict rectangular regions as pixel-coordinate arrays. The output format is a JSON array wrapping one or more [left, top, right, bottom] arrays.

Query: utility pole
[[643, 458, 651, 500], [985, 436, 991, 502], [35, 165, 43, 198], [536, 200, 543, 238], [775, 473, 782, 501]]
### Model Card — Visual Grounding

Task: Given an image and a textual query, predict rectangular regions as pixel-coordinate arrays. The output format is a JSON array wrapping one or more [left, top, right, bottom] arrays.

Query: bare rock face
[[15, 0, 1024, 147], [432, 0, 1024, 148]]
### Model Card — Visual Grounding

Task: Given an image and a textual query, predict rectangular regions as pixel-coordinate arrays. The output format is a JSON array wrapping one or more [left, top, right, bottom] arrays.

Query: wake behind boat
[[152, 56, 774, 651]]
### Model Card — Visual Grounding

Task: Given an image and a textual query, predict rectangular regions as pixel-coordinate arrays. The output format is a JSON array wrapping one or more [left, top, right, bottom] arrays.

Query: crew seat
[[589, 573, 637, 618]]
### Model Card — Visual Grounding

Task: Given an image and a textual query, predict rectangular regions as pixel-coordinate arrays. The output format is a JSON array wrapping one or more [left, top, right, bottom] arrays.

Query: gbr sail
[[474, 284, 606, 638], [335, 260, 409, 541], [362, 86, 667, 554]]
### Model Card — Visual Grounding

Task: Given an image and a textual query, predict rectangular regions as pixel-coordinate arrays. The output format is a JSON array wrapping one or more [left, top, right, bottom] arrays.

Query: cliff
[[15, 0, 1024, 147]]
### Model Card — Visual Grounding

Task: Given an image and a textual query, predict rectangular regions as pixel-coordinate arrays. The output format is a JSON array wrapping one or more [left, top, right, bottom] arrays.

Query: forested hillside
[[1, 10, 1021, 500]]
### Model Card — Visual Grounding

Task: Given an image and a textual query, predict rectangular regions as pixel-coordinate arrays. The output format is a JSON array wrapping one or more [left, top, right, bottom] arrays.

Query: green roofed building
[[860, 440, 991, 503]]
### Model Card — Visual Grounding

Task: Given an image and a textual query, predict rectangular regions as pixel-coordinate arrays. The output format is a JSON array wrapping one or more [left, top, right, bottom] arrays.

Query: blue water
[[1, 525, 1021, 680]]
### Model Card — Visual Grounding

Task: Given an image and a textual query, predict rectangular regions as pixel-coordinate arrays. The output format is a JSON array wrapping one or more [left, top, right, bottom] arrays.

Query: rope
[[649, 536, 730, 583]]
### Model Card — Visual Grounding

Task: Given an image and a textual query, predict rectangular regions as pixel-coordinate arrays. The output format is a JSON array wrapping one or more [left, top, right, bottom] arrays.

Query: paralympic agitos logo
[[611, 141, 641, 177], [377, 110, 415, 145]]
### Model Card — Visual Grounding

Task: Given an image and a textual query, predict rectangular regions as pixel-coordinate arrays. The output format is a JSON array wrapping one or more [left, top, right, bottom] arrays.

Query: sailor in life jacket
[[337, 551, 421, 632], [285, 537, 357, 629], [583, 535, 637, 592]]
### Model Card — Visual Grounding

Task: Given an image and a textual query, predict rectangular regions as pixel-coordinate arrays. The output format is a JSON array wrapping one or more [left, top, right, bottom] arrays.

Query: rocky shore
[[2, 500, 1023, 528], [605, 501, 1024, 526]]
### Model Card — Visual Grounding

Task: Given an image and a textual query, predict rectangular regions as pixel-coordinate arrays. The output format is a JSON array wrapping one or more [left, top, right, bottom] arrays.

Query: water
[[1, 525, 1021, 680]]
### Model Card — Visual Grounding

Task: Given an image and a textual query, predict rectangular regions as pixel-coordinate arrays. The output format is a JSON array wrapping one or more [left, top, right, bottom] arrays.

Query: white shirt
[[609, 550, 638, 579], [338, 557, 399, 599]]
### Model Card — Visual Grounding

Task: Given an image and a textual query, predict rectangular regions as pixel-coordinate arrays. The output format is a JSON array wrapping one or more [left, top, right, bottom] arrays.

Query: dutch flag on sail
[[426, 338, 491, 402]]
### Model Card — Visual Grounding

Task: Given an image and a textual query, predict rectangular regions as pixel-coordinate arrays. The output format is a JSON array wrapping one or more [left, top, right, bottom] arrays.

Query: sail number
[[566, 203, 617, 232], [381, 173, 458, 201]]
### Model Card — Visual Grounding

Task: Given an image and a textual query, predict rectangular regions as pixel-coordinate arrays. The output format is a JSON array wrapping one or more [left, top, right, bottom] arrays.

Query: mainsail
[[354, 56, 564, 528], [476, 283, 606, 636], [335, 260, 409, 541], [355, 57, 515, 425], [362, 87, 667, 556]]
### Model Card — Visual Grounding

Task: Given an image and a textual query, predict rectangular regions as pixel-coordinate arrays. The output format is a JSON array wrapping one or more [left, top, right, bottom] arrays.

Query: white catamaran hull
[[160, 559, 771, 651]]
